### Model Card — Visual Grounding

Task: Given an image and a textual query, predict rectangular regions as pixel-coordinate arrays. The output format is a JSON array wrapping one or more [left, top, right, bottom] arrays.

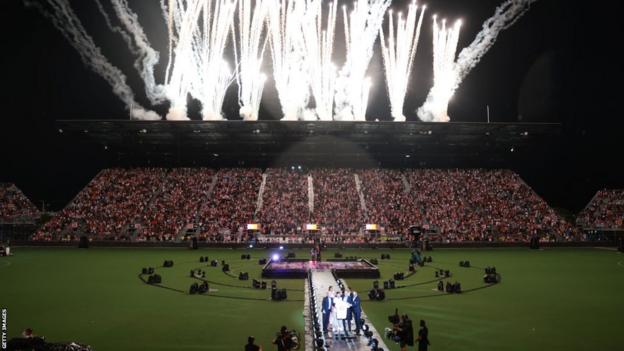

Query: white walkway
[[306, 270, 389, 351]]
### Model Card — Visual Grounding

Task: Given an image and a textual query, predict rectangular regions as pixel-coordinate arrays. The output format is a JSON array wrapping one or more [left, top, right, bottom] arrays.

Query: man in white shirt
[[333, 292, 352, 336]]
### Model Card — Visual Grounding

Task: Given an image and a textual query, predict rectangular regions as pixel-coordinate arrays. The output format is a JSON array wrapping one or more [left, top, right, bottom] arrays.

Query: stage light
[[272, 254, 280, 262], [279, 246, 284, 250], [249, 244, 254, 249]]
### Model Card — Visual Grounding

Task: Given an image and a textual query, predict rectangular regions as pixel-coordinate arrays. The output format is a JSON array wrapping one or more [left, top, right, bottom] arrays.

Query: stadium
[[1, 1, 622, 351]]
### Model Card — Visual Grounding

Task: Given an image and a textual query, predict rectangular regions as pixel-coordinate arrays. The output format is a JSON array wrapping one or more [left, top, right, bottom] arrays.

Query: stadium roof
[[55, 120, 562, 168]]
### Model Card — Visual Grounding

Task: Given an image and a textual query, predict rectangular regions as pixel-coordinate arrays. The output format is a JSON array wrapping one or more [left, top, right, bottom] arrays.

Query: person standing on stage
[[321, 291, 333, 334], [351, 290, 362, 335], [343, 289, 353, 332], [333, 292, 351, 337], [417, 319, 430, 351]]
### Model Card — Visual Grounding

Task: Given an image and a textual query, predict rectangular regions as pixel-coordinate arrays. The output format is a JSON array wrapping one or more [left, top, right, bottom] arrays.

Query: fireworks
[[417, 16, 462, 123], [418, 0, 540, 122], [267, 0, 310, 121], [28, 0, 540, 122], [334, 0, 391, 121], [380, 2, 426, 122], [302, 0, 338, 121], [164, 0, 237, 121], [234, 0, 270, 121]]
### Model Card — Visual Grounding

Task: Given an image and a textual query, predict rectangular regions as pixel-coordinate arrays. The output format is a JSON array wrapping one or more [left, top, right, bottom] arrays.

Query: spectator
[[245, 336, 262, 351]]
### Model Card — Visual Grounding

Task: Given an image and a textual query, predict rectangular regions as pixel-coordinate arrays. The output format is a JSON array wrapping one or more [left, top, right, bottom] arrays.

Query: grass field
[[1, 247, 623, 350]]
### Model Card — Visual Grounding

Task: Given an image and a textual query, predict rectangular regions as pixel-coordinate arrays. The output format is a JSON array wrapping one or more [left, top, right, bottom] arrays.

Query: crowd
[[402, 169, 578, 242], [311, 169, 364, 235], [33, 169, 169, 241], [0, 183, 39, 223], [195, 168, 262, 241], [137, 168, 215, 241], [576, 189, 624, 230], [31, 167, 583, 243], [359, 169, 412, 235], [256, 168, 310, 235]]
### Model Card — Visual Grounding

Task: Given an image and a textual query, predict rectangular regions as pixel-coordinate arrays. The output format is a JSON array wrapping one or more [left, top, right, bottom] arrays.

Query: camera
[[388, 308, 400, 324]]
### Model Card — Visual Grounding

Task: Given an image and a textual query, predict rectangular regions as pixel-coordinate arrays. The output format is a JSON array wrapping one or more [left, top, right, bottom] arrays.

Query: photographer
[[417, 320, 430, 351], [272, 326, 293, 351], [393, 315, 414, 351], [245, 336, 262, 351]]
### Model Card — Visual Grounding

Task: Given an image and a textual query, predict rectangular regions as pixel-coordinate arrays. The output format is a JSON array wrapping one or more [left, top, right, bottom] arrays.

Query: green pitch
[[1, 247, 623, 350]]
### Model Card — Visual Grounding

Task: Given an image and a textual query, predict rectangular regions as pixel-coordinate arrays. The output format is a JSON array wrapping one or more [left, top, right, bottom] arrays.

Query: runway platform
[[304, 270, 389, 350]]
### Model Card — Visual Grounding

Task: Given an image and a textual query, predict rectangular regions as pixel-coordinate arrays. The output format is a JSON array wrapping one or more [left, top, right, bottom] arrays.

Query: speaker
[[271, 288, 287, 301], [78, 236, 89, 249], [148, 274, 162, 284]]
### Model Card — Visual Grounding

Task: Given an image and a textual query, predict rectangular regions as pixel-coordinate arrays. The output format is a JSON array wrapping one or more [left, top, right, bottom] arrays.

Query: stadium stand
[[576, 189, 624, 230], [0, 183, 40, 223], [31, 168, 580, 243]]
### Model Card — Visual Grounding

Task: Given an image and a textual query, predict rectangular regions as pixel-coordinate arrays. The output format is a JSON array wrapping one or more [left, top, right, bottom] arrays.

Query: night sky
[[0, 0, 622, 211]]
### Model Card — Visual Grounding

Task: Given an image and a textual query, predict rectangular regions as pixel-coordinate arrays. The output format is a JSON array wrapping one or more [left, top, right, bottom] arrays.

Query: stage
[[262, 259, 380, 279]]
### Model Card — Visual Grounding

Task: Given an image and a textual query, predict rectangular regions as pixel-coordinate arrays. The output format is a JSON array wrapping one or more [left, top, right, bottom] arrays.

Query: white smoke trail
[[380, 1, 426, 122], [267, 0, 310, 121], [418, 0, 540, 122], [301, 0, 338, 121], [233, 0, 270, 121], [334, 0, 391, 121], [25, 0, 160, 120], [105, 0, 167, 105]]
